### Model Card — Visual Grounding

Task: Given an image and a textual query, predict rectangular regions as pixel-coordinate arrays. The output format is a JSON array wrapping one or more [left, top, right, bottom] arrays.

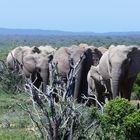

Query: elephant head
[[22, 53, 50, 92], [6, 46, 50, 92], [52, 47, 71, 83], [99, 45, 140, 100], [88, 46, 102, 66], [52, 46, 84, 83]]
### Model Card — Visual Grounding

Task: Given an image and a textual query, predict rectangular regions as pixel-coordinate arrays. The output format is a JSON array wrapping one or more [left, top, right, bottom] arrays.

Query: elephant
[[87, 65, 111, 105], [69, 46, 102, 102], [6, 46, 50, 92], [22, 53, 50, 92], [97, 45, 140, 100]]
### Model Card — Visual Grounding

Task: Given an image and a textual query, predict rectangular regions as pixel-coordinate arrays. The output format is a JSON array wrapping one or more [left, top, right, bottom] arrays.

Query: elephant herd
[[6, 44, 140, 105]]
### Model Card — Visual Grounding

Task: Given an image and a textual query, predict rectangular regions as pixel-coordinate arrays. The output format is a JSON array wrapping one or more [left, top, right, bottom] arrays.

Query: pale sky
[[0, 0, 140, 32]]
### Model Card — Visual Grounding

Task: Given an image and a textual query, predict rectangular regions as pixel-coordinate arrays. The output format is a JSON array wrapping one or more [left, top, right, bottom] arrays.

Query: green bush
[[100, 97, 140, 140], [123, 110, 140, 139], [0, 60, 23, 94]]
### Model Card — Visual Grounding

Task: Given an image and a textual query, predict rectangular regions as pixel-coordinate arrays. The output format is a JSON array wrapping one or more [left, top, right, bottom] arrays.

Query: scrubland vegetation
[[1, 35, 140, 48], [0, 35, 140, 139]]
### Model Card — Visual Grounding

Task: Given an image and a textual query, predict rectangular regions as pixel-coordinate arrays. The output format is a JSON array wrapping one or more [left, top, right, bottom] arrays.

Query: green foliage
[[0, 91, 40, 140], [0, 129, 37, 140], [1, 35, 140, 48], [133, 73, 140, 99], [100, 98, 140, 140], [0, 47, 10, 60], [1, 91, 140, 139], [123, 110, 140, 139], [0, 60, 23, 94], [72, 106, 101, 139], [1, 39, 140, 139], [0, 48, 24, 94]]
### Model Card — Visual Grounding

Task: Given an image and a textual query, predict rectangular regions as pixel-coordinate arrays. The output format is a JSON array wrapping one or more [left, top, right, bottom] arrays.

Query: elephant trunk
[[74, 64, 82, 101], [111, 67, 122, 98], [41, 69, 49, 92]]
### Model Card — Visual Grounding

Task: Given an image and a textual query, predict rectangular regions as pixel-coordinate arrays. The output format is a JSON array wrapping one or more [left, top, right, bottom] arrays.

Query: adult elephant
[[98, 45, 140, 100], [6, 46, 50, 92], [87, 65, 111, 105], [70, 47, 102, 102]]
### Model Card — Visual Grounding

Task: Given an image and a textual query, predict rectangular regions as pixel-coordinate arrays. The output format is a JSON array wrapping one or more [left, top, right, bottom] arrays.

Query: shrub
[[0, 60, 23, 94], [123, 110, 140, 139], [100, 97, 139, 139]]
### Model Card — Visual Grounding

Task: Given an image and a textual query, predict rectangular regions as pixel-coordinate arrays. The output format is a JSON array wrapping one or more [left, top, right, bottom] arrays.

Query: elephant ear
[[13, 47, 24, 65], [128, 47, 140, 78]]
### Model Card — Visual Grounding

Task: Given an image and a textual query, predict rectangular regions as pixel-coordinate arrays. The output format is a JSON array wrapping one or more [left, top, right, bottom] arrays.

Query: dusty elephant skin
[[97, 45, 140, 101], [6, 46, 50, 92]]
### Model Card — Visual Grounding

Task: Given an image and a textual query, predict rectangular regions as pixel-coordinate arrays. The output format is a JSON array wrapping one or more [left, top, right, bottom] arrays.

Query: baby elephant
[[87, 65, 111, 105]]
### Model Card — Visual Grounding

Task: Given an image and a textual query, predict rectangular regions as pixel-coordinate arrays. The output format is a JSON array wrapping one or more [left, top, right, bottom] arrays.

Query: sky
[[0, 0, 140, 33]]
